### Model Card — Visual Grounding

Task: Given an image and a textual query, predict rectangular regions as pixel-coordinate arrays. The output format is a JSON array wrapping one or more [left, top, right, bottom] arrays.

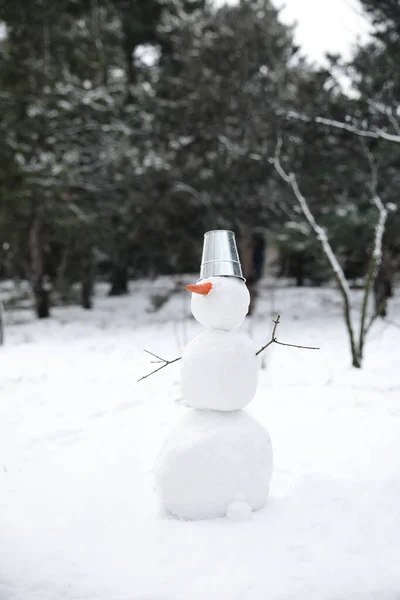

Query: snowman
[[154, 230, 273, 521]]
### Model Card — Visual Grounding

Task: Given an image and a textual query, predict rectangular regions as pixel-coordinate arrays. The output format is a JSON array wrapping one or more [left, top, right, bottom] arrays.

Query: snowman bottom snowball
[[154, 410, 273, 520]]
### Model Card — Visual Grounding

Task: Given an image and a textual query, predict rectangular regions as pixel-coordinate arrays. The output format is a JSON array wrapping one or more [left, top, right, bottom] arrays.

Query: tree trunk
[[30, 215, 50, 319], [81, 281, 93, 309], [108, 218, 129, 296], [109, 238, 128, 296], [81, 250, 94, 310], [373, 251, 393, 318], [351, 349, 362, 369], [109, 264, 128, 296], [238, 227, 257, 315]]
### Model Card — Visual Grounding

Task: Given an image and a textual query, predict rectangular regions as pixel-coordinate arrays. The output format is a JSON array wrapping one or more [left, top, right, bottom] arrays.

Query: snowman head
[[185, 276, 250, 331]]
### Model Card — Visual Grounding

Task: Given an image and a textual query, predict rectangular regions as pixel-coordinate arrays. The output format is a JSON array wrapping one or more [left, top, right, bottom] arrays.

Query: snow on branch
[[372, 195, 388, 267], [360, 194, 389, 342], [271, 136, 393, 368], [283, 111, 400, 144], [363, 147, 389, 275], [270, 138, 352, 300]]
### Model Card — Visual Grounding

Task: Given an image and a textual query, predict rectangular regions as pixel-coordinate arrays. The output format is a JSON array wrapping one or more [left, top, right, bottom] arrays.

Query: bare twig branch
[[138, 352, 181, 382], [364, 145, 378, 197], [256, 315, 281, 355], [387, 111, 400, 136], [143, 349, 167, 363], [270, 139, 352, 297], [271, 138, 358, 365], [272, 135, 393, 368], [357, 147, 388, 355], [283, 110, 400, 144], [367, 101, 400, 136], [256, 315, 319, 356], [274, 340, 320, 350], [139, 314, 319, 381], [365, 311, 380, 337], [371, 195, 388, 267]]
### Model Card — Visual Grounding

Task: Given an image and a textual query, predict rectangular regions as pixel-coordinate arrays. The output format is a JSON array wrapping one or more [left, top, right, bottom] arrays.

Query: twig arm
[[256, 314, 319, 356], [138, 354, 181, 382], [139, 315, 319, 381], [256, 315, 280, 355]]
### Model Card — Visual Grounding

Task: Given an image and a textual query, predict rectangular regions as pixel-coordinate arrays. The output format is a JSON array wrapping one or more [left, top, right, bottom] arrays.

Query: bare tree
[[271, 138, 390, 368]]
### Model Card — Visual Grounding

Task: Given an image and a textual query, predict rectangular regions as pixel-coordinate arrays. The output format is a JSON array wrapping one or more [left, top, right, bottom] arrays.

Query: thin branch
[[367, 101, 400, 136], [139, 315, 319, 381], [364, 311, 380, 338], [358, 147, 388, 355], [371, 195, 388, 266], [143, 349, 167, 363], [271, 138, 358, 366], [138, 353, 181, 382], [256, 314, 281, 355], [270, 139, 352, 299], [387, 111, 400, 136], [364, 145, 378, 197], [274, 340, 320, 350], [256, 315, 319, 356], [283, 110, 400, 144]]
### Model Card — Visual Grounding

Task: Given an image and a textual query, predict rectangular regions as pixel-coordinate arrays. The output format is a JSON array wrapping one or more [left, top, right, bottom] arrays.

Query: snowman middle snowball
[[182, 276, 259, 411]]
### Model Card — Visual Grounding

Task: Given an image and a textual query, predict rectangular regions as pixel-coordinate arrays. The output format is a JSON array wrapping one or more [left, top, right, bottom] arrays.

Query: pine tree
[[0, 0, 127, 313]]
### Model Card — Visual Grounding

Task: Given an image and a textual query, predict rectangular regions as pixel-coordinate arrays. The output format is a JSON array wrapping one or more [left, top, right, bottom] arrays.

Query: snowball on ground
[[181, 329, 259, 410], [153, 410, 273, 520], [190, 277, 250, 331]]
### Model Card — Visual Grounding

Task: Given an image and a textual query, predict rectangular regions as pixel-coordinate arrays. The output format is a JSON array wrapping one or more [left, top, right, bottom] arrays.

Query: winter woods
[[0, 0, 399, 366]]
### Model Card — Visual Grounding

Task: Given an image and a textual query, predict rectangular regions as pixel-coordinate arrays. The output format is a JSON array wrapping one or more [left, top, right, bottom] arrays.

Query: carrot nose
[[185, 282, 213, 295]]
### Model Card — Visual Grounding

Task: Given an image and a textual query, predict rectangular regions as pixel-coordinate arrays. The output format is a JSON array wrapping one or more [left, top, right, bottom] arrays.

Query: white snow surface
[[154, 409, 272, 520], [226, 499, 253, 522], [190, 276, 250, 330], [181, 329, 259, 410], [1, 277, 400, 600]]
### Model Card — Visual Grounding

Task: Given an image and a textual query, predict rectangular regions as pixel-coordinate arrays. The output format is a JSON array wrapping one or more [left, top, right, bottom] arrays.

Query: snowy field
[[1, 278, 399, 600]]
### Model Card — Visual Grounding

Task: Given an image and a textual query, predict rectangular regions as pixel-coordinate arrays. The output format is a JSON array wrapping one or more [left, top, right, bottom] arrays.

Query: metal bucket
[[199, 230, 245, 280]]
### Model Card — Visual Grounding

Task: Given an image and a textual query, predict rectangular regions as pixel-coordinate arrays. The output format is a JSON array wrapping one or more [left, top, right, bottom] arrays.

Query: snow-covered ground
[[1, 278, 399, 600]]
